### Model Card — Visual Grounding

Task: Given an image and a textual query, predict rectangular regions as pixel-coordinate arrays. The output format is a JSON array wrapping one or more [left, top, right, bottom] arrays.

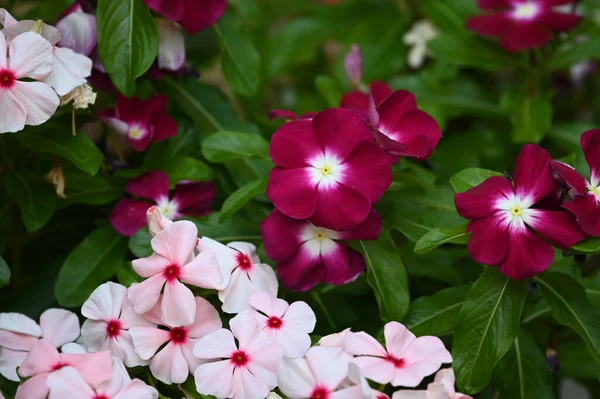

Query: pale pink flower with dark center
[[81, 282, 154, 367], [193, 312, 282, 399], [392, 368, 471, 399], [344, 322, 452, 387], [129, 296, 221, 385]]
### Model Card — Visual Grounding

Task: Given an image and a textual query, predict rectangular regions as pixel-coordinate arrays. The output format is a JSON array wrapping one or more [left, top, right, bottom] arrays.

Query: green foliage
[[6, 172, 56, 233], [201, 132, 270, 162], [404, 285, 469, 336], [220, 179, 267, 222]]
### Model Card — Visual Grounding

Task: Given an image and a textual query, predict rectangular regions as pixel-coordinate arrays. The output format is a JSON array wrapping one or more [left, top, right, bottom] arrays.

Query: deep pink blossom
[[344, 322, 452, 387], [109, 171, 214, 237], [552, 129, 600, 236], [261, 209, 381, 291], [143, 0, 227, 34], [268, 110, 317, 122], [267, 108, 391, 230], [467, 0, 581, 52], [340, 81, 391, 112], [455, 144, 585, 280], [99, 95, 178, 152], [392, 368, 471, 399]]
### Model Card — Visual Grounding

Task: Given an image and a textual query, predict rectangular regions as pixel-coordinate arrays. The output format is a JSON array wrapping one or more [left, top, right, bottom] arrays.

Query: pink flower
[[467, 0, 581, 52], [56, 2, 97, 57], [247, 292, 316, 358], [455, 144, 585, 280], [200, 238, 278, 314], [0, 31, 59, 133], [552, 129, 600, 236], [318, 328, 352, 349], [81, 282, 153, 367], [99, 95, 178, 152], [47, 358, 158, 399], [277, 346, 365, 399], [129, 296, 221, 384], [128, 221, 224, 326], [268, 110, 317, 122], [340, 81, 392, 112], [392, 368, 472, 399], [267, 108, 392, 230], [16, 339, 112, 399], [261, 209, 381, 291], [146, 206, 173, 236], [157, 18, 186, 72], [109, 171, 214, 237], [143, 0, 226, 34], [193, 312, 282, 399], [344, 322, 452, 387]]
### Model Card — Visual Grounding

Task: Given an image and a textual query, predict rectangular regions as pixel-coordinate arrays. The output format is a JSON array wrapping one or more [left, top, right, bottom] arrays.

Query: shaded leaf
[[0, 257, 9, 288], [6, 172, 56, 233], [129, 228, 153, 258], [449, 168, 504, 193], [414, 226, 469, 254], [404, 285, 469, 336], [220, 179, 267, 223], [202, 131, 269, 162]]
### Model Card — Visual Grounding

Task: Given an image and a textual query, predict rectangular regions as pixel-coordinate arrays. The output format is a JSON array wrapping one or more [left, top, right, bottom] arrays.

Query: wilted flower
[[403, 20, 437, 69]]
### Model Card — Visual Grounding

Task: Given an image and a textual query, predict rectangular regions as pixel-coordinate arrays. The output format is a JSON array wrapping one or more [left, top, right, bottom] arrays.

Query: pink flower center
[[376, 395, 390, 399], [386, 354, 405, 369], [105, 319, 122, 338], [162, 264, 181, 281], [266, 316, 283, 329], [93, 396, 109, 399], [230, 350, 250, 367], [236, 253, 252, 271], [310, 386, 330, 399], [170, 327, 188, 344], [0, 69, 15, 89], [51, 362, 69, 371]]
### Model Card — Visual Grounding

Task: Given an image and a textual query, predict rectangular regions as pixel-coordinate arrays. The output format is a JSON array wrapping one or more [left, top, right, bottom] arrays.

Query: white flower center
[[156, 197, 179, 220], [588, 184, 600, 201], [301, 224, 339, 258], [309, 153, 344, 189], [513, 2, 540, 20], [497, 195, 532, 226], [128, 125, 148, 140]]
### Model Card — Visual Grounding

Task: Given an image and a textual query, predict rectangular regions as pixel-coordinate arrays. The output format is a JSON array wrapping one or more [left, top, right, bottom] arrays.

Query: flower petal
[[219, 268, 260, 314], [500, 22, 552, 52], [477, 0, 512, 9], [39, 309, 80, 348], [340, 91, 369, 111], [131, 253, 171, 279], [125, 171, 170, 202], [14, 372, 50, 399], [0, 313, 41, 336], [151, 220, 198, 266], [337, 210, 382, 240], [186, 297, 222, 339], [0, 331, 38, 351], [127, 274, 165, 315], [282, 299, 315, 332], [276, 248, 324, 292], [384, 322, 416, 358], [109, 198, 151, 237], [581, 129, 600, 185], [8, 32, 53, 79], [261, 210, 306, 261], [306, 346, 353, 390], [313, 108, 373, 160], [232, 367, 271, 399], [524, 209, 585, 248], [193, 329, 237, 360], [466, 14, 511, 37], [18, 339, 58, 376], [275, 325, 312, 359], [129, 326, 171, 360], [149, 342, 189, 384], [498, 222, 555, 280], [64, 351, 113, 386], [172, 182, 215, 216], [177, 0, 227, 34], [266, 167, 319, 220], [321, 243, 366, 286], [551, 160, 588, 194], [0, 88, 27, 133], [43, 47, 92, 96], [179, 248, 224, 289], [344, 331, 387, 357], [157, 18, 186, 71], [311, 183, 372, 231], [82, 282, 126, 321], [46, 366, 95, 399], [276, 357, 315, 398], [10, 81, 59, 126], [56, 11, 97, 56], [341, 141, 392, 202], [563, 193, 600, 236], [113, 379, 159, 399], [0, 348, 28, 381], [161, 281, 196, 327], [539, 11, 581, 31], [455, 176, 514, 220], [466, 212, 511, 266], [377, 90, 417, 128], [143, 0, 184, 22], [194, 360, 234, 399], [270, 119, 322, 168]]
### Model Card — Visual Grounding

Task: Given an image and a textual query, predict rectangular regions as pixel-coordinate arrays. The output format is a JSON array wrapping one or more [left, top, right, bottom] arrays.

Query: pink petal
[[157, 18, 186, 71], [14, 372, 50, 399], [186, 297, 222, 339], [56, 11, 97, 56], [340, 91, 369, 111], [344, 331, 388, 357], [276, 357, 315, 398], [581, 129, 600, 185], [341, 141, 392, 202], [261, 210, 306, 261], [10, 81, 59, 126], [455, 176, 515, 220], [433, 368, 458, 396], [525, 209, 585, 248], [312, 108, 372, 161], [384, 322, 416, 359], [477, 0, 511, 8], [151, 220, 198, 266], [194, 360, 234, 399], [82, 282, 127, 321], [0, 331, 38, 351], [0, 348, 28, 381], [218, 268, 259, 314], [143, 0, 184, 22], [539, 11, 581, 31], [267, 167, 319, 220], [377, 91, 417, 129], [246, 348, 281, 391], [321, 243, 365, 285], [161, 280, 196, 327], [466, 14, 511, 37], [125, 129, 153, 152], [131, 253, 171, 278], [193, 329, 237, 360], [46, 366, 95, 399], [246, 263, 279, 297], [499, 22, 552, 52], [230, 312, 265, 352], [498, 223, 555, 280], [352, 356, 396, 385], [232, 367, 271, 399], [127, 274, 166, 315], [306, 346, 353, 389], [149, 342, 189, 384], [178, 0, 226, 34], [249, 292, 289, 319], [148, 97, 178, 142], [44, 46, 92, 96], [112, 333, 148, 367], [39, 309, 80, 348], [172, 182, 215, 215], [383, 110, 441, 159], [551, 160, 588, 194], [337, 210, 382, 240], [404, 335, 452, 368], [147, 206, 173, 236], [129, 327, 171, 360], [113, 379, 159, 399], [513, 144, 557, 206], [125, 171, 170, 202], [276, 248, 324, 292], [466, 212, 511, 266], [268, 109, 300, 121], [310, 183, 372, 231], [391, 362, 440, 388], [18, 339, 59, 376], [65, 351, 112, 386], [270, 119, 321, 168], [563, 193, 600, 236], [8, 32, 53, 79], [275, 326, 312, 358], [0, 88, 27, 133], [0, 313, 41, 336], [179, 248, 224, 289], [109, 198, 152, 237], [198, 238, 236, 285], [120, 295, 153, 330]]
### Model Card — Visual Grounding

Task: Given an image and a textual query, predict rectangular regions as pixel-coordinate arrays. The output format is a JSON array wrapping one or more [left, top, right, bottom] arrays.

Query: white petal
[[186, 297, 222, 339], [0, 88, 26, 133], [0, 9, 18, 28], [149, 342, 189, 384], [219, 268, 256, 314], [179, 248, 224, 290], [56, 12, 97, 56], [0, 348, 28, 382], [161, 280, 196, 327], [81, 320, 107, 352], [82, 282, 127, 321], [193, 329, 236, 360], [113, 379, 159, 399], [276, 357, 315, 399], [129, 327, 170, 360], [249, 292, 288, 318], [157, 18, 185, 71], [8, 32, 53, 79], [283, 301, 316, 334], [44, 46, 92, 96], [0, 313, 41, 336], [232, 367, 271, 399], [46, 366, 95, 399], [306, 346, 353, 390], [39, 309, 80, 348], [275, 327, 311, 359], [194, 360, 235, 399], [0, 32, 7, 68], [10, 81, 59, 126], [112, 333, 148, 367], [227, 241, 260, 264]]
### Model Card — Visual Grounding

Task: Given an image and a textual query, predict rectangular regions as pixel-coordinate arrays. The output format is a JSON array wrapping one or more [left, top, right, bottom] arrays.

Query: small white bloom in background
[[403, 20, 438, 69], [60, 83, 96, 109], [157, 18, 186, 71]]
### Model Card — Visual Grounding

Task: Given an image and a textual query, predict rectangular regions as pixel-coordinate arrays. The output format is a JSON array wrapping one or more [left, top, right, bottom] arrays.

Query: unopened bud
[[344, 44, 363, 88], [45, 166, 66, 199], [157, 18, 186, 71], [147, 206, 173, 236]]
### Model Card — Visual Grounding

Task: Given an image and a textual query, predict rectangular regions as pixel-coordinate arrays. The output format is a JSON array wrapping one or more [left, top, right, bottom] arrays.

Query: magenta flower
[[99, 95, 178, 152], [455, 144, 585, 280], [143, 0, 227, 34], [109, 171, 215, 237], [552, 129, 600, 236], [267, 108, 392, 230], [340, 81, 392, 112], [261, 209, 381, 291], [268, 109, 316, 121], [344, 322, 452, 387], [467, 0, 581, 52]]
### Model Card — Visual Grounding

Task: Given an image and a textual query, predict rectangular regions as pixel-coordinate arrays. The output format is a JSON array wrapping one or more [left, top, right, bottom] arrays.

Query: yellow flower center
[[315, 231, 325, 240], [320, 166, 331, 176], [511, 205, 523, 216], [591, 186, 600, 197], [514, 3, 537, 19], [129, 127, 143, 139]]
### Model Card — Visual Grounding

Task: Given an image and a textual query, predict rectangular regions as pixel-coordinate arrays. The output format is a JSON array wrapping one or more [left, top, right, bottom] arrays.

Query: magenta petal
[[151, 113, 178, 142], [498, 224, 554, 280], [172, 182, 215, 216], [370, 81, 393, 106], [266, 167, 318, 220], [277, 249, 324, 292], [467, 213, 510, 266], [270, 119, 321, 168], [311, 183, 372, 231], [372, 128, 408, 155], [143, 0, 185, 22], [542, 0, 576, 5], [125, 171, 170, 202], [322, 243, 365, 285], [341, 141, 392, 203], [581, 129, 600, 185], [126, 133, 153, 152], [110, 198, 152, 237], [539, 11, 581, 31], [268, 109, 300, 121], [454, 176, 514, 220], [395, 109, 442, 148], [563, 193, 600, 237], [178, 0, 227, 34], [340, 91, 369, 111], [466, 14, 511, 37], [261, 209, 305, 261], [525, 209, 585, 249], [477, 0, 512, 9], [377, 91, 417, 130], [337, 210, 382, 240], [312, 108, 373, 160], [500, 22, 552, 52], [513, 144, 557, 206], [551, 161, 588, 195]]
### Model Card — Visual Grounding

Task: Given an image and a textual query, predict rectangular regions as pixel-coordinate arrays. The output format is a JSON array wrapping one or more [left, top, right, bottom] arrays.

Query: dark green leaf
[[414, 226, 469, 254], [421, 0, 478, 35], [61, 172, 123, 206], [162, 156, 213, 183], [360, 231, 410, 322], [220, 179, 267, 223], [521, 299, 551, 323], [449, 168, 504, 193], [180, 375, 216, 399], [0, 257, 10, 288], [453, 268, 528, 394], [583, 272, 600, 308], [404, 285, 469, 336], [202, 132, 269, 162], [116, 262, 143, 288], [55, 225, 128, 307], [502, 90, 553, 143], [572, 236, 600, 253], [557, 340, 600, 379], [97, 0, 158, 96], [129, 228, 153, 258], [550, 35, 600, 70], [6, 172, 56, 232], [548, 122, 598, 153], [189, 213, 262, 243]]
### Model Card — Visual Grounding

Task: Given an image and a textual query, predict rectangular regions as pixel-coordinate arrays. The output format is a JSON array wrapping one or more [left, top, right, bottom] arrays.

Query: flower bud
[[45, 166, 66, 199], [147, 206, 173, 236], [157, 18, 186, 71], [60, 84, 97, 109], [344, 44, 363, 88]]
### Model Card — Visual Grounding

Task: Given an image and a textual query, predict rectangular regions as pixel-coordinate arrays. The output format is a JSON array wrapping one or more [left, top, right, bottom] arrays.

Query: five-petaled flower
[[143, 0, 227, 34]]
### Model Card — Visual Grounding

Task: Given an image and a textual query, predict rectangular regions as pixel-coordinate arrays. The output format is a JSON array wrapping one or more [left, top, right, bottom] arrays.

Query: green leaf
[[55, 225, 128, 307], [0, 257, 10, 288], [421, 0, 478, 35], [360, 231, 410, 322], [97, 0, 158, 96], [214, 10, 260, 96], [16, 127, 103, 175], [116, 262, 143, 288], [129, 228, 153, 258], [536, 272, 600, 365], [583, 272, 600, 308], [449, 168, 504, 193], [189, 213, 262, 243], [452, 268, 528, 394], [220, 179, 267, 223], [414, 226, 469, 254], [181, 375, 216, 399], [61, 172, 123, 206], [315, 75, 342, 108], [572, 236, 600, 253], [149, 156, 213, 183], [550, 35, 600, 70], [404, 285, 469, 336], [6, 171, 57, 232], [557, 339, 600, 379], [493, 331, 556, 399], [548, 122, 598, 153], [202, 132, 269, 162], [503, 90, 553, 143]]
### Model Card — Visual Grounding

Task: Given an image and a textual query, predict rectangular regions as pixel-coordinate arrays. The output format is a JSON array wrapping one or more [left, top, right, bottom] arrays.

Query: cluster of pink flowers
[[455, 129, 600, 280]]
